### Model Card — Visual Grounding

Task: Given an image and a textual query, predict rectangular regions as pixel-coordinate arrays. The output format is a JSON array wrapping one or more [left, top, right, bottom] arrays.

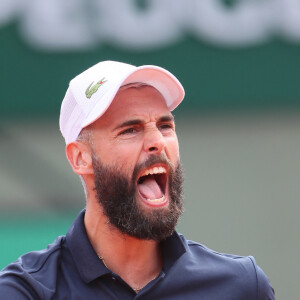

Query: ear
[[66, 141, 94, 175]]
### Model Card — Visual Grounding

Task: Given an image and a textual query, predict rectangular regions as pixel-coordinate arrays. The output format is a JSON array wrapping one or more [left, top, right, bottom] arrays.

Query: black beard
[[92, 154, 184, 241]]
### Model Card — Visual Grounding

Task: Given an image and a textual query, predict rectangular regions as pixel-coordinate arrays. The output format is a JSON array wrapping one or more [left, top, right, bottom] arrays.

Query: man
[[0, 61, 275, 299]]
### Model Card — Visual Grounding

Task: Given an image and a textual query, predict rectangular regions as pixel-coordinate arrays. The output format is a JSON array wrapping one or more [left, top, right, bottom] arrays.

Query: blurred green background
[[1, 1, 300, 299]]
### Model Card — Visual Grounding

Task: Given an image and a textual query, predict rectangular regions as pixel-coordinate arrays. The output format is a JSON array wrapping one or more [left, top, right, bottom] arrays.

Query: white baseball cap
[[59, 60, 185, 144]]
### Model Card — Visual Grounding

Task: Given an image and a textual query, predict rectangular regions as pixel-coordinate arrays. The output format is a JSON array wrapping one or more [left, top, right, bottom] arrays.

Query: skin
[[66, 85, 180, 291]]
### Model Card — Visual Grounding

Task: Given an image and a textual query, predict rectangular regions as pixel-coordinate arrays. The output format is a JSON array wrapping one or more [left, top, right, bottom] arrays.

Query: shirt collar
[[161, 230, 186, 271], [66, 209, 187, 283]]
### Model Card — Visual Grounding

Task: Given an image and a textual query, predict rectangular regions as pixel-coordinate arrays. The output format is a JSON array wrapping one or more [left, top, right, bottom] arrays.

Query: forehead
[[99, 85, 172, 125]]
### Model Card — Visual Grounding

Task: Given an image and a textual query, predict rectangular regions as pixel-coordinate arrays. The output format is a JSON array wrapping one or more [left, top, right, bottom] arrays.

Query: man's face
[[89, 85, 183, 240]]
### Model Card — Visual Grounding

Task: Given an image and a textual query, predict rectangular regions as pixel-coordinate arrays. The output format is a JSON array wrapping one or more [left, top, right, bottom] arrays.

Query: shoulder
[[178, 234, 275, 299], [0, 236, 66, 300]]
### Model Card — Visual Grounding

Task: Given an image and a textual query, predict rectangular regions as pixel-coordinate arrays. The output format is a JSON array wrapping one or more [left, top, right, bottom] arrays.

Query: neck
[[84, 203, 163, 292]]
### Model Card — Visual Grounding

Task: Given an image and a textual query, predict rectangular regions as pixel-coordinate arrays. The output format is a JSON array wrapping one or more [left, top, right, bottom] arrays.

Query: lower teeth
[[147, 195, 165, 203]]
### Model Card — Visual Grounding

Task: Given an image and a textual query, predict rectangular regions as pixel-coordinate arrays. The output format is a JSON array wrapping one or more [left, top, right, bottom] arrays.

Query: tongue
[[138, 177, 163, 200]]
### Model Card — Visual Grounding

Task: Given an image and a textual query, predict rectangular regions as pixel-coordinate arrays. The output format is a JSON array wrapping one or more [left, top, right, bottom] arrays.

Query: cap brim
[[82, 65, 185, 129]]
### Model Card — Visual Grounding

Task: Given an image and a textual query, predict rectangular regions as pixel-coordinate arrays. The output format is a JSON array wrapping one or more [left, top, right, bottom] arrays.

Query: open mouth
[[137, 165, 168, 206]]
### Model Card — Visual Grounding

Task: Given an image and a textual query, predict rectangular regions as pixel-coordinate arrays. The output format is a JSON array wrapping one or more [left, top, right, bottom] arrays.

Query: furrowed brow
[[114, 119, 143, 130], [158, 115, 174, 123], [114, 115, 174, 131]]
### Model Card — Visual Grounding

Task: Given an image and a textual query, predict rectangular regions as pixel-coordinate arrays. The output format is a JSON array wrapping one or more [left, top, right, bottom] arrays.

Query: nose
[[143, 128, 166, 154]]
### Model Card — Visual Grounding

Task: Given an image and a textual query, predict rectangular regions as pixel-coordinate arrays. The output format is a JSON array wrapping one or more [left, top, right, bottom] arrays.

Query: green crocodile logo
[[85, 77, 107, 99]]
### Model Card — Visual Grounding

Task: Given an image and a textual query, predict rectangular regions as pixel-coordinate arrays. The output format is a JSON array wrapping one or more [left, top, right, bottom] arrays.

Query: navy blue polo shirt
[[0, 210, 274, 299]]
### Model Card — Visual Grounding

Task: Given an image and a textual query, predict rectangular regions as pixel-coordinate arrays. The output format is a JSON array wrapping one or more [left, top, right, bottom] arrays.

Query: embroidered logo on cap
[[85, 77, 107, 99]]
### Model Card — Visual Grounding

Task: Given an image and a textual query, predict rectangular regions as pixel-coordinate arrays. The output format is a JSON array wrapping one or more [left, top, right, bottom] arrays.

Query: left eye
[[160, 124, 173, 130]]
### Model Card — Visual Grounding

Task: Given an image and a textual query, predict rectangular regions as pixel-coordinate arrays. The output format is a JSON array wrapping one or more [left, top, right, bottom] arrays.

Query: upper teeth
[[141, 166, 166, 176]]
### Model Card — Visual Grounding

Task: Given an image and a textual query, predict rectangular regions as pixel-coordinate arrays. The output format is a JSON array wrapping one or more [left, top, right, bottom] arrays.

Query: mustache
[[91, 150, 177, 183]]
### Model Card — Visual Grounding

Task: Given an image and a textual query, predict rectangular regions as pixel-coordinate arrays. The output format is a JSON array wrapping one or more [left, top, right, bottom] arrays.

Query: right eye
[[119, 127, 138, 135]]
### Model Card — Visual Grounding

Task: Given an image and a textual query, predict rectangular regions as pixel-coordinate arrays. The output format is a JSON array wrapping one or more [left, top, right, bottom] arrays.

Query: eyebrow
[[114, 115, 174, 130]]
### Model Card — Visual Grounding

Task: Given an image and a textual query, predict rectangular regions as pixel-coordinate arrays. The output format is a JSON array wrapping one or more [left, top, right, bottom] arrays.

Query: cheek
[[96, 136, 140, 163], [109, 143, 141, 169], [167, 137, 180, 159]]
